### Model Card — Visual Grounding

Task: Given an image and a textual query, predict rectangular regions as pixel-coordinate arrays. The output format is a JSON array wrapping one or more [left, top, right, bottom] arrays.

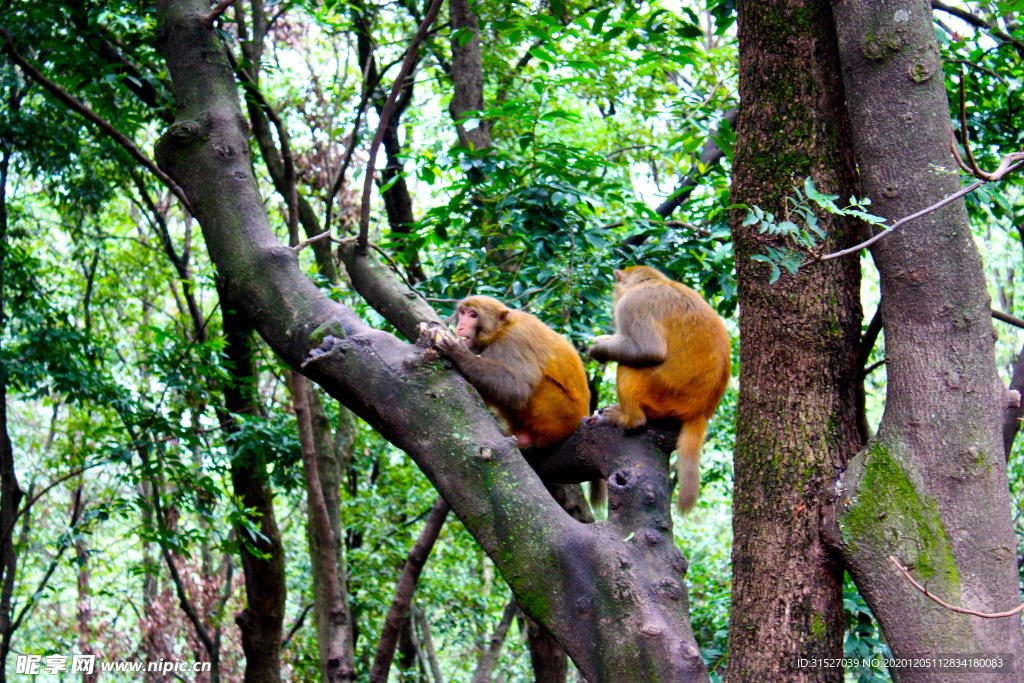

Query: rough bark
[[826, 2, 1024, 678], [726, 1, 863, 681], [153, 5, 707, 679]]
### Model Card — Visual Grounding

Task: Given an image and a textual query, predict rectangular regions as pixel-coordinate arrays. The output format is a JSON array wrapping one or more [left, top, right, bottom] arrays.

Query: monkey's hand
[[432, 326, 476, 364], [588, 335, 616, 363]]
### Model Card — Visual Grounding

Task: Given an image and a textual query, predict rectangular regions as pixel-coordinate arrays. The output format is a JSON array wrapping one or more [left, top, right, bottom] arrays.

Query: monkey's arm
[[436, 331, 539, 409], [588, 326, 668, 366]]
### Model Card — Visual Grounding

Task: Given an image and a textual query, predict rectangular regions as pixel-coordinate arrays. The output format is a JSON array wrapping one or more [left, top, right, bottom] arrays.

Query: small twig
[[0, 26, 192, 212], [944, 59, 1006, 85], [808, 152, 1024, 266], [931, 1, 1024, 56], [889, 555, 1024, 618], [357, 0, 445, 253], [203, 0, 237, 28], [993, 309, 1024, 330], [292, 229, 333, 252], [0, 463, 104, 547], [863, 358, 887, 375]]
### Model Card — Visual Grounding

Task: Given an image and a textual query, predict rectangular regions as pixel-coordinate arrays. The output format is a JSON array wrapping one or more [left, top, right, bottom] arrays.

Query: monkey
[[588, 265, 730, 514], [435, 295, 591, 450]]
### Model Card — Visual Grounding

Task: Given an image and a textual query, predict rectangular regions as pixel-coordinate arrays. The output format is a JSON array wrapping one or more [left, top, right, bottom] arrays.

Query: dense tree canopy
[[0, 0, 1023, 682]]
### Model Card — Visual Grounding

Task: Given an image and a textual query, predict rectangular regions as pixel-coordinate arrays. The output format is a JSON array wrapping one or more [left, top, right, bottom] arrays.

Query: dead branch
[[889, 556, 1024, 618], [808, 151, 1024, 266]]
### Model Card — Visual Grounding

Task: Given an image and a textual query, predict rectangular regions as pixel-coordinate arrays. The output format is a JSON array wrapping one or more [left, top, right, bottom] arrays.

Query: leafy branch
[[743, 177, 885, 284]]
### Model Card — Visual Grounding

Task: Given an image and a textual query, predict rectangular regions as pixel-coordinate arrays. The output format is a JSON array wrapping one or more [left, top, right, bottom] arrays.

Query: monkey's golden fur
[[589, 266, 730, 514], [439, 296, 590, 449]]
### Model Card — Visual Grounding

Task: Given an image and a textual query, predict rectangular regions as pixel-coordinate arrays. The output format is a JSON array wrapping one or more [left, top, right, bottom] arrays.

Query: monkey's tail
[[675, 416, 707, 515]]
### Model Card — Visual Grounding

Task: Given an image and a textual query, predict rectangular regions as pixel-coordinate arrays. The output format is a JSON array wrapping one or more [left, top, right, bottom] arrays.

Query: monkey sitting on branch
[[588, 266, 730, 514], [433, 295, 591, 450]]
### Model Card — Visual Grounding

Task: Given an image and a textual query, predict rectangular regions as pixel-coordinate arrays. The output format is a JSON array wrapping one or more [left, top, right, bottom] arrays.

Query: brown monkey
[[588, 266, 730, 514], [436, 296, 590, 449]]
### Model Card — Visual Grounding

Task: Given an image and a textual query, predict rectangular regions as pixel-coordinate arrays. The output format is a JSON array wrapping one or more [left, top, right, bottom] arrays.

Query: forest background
[[1, 0, 1024, 682]]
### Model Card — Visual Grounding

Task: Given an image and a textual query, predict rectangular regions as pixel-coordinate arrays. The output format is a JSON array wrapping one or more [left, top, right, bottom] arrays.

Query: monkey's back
[[616, 279, 729, 421], [489, 310, 590, 447]]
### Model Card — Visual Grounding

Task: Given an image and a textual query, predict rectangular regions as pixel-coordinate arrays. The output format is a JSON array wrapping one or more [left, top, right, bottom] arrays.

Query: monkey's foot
[[598, 404, 647, 430]]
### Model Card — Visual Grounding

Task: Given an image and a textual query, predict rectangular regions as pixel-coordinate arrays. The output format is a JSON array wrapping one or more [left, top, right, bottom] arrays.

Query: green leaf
[[591, 7, 612, 35], [528, 46, 557, 63], [604, 26, 625, 41]]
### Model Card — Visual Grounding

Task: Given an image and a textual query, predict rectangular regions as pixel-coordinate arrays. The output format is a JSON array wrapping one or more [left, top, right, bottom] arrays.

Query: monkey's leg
[[601, 400, 647, 430]]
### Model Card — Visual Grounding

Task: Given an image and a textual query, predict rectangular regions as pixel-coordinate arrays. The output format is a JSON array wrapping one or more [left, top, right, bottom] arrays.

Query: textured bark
[[827, 2, 1024, 678], [726, 1, 863, 681], [154, 3, 708, 680]]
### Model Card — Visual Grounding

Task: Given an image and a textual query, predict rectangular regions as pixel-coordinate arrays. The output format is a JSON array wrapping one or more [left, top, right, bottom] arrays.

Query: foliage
[[842, 575, 892, 683], [2, 0, 1023, 680], [741, 177, 885, 284]]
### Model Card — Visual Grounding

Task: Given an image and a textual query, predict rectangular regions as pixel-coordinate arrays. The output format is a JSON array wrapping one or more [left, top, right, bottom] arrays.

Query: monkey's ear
[[613, 269, 625, 282]]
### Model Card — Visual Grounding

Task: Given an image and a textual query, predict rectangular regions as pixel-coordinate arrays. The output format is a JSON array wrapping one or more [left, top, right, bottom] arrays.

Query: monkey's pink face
[[455, 307, 480, 342]]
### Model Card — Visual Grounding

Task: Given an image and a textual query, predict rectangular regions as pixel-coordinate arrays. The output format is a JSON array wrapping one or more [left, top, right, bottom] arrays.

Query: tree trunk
[[826, 2, 1024, 677], [0, 145, 23, 683], [727, 1, 863, 681], [290, 372, 355, 683], [304, 385, 358, 682], [221, 298, 286, 683], [448, 0, 491, 150], [75, 486, 98, 683]]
